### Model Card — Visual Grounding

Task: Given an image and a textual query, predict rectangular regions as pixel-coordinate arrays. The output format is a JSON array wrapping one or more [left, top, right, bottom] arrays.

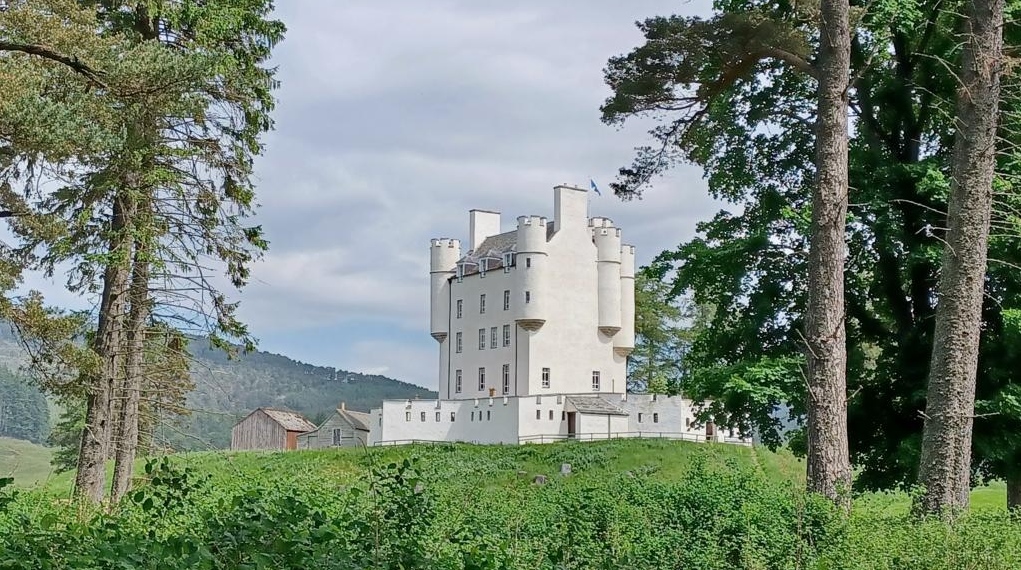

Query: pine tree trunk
[[74, 194, 133, 503], [1007, 469, 1021, 511], [111, 235, 150, 502], [804, 0, 853, 505], [916, 0, 1003, 516]]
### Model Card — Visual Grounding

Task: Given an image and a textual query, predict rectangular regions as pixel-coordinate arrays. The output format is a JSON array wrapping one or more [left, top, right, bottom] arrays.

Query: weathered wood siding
[[231, 409, 287, 450], [298, 412, 367, 449]]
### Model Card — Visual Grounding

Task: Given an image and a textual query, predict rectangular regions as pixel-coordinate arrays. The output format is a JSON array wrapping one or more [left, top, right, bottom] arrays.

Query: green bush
[[0, 443, 1019, 569]]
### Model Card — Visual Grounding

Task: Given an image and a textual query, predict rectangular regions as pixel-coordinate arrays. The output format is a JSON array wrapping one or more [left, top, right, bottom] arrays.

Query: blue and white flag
[[589, 179, 601, 196]]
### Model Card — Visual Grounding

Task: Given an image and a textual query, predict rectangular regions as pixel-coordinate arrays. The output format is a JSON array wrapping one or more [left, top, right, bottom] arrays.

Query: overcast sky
[[205, 1, 722, 388]]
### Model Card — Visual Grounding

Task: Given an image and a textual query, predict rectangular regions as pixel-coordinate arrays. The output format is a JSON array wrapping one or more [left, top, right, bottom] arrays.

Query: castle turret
[[591, 217, 622, 337], [430, 238, 460, 342], [514, 215, 548, 331], [614, 244, 636, 357]]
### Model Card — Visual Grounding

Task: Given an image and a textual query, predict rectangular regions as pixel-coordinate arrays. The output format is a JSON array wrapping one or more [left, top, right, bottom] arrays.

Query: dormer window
[[456, 264, 464, 282], [502, 252, 515, 271], [479, 258, 487, 276]]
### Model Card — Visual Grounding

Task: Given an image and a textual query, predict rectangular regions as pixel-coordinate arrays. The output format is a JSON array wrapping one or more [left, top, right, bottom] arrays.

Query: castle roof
[[457, 223, 557, 276], [566, 395, 629, 416]]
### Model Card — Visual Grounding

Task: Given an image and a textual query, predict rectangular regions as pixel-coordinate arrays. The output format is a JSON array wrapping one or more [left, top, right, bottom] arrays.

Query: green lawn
[[0, 437, 56, 488]]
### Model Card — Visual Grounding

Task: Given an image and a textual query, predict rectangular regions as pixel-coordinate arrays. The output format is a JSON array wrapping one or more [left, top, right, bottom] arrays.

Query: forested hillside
[[0, 327, 432, 451], [169, 341, 435, 450], [0, 370, 49, 444]]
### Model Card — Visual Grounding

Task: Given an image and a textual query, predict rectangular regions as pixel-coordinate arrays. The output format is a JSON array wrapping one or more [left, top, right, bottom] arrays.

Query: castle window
[[503, 290, 510, 310], [456, 332, 462, 353], [686, 418, 691, 428], [455, 370, 462, 393], [536, 409, 541, 420], [456, 299, 463, 319], [490, 326, 498, 349], [487, 410, 491, 421], [503, 324, 511, 347], [503, 252, 515, 270], [451, 412, 456, 422], [478, 367, 486, 390], [456, 264, 464, 281], [591, 371, 601, 391], [502, 364, 510, 394], [420, 411, 426, 422], [525, 291, 531, 304], [479, 259, 487, 276], [405, 412, 411, 422], [542, 367, 550, 388], [435, 411, 441, 422], [549, 410, 554, 420], [638, 413, 643, 423], [480, 293, 486, 314], [654, 413, 660, 423], [478, 328, 486, 350], [561, 411, 566, 421], [526, 257, 532, 268], [471, 411, 475, 421]]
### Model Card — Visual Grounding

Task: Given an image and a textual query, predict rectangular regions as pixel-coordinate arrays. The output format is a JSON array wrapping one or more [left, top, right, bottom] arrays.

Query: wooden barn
[[297, 403, 371, 449], [230, 408, 316, 451]]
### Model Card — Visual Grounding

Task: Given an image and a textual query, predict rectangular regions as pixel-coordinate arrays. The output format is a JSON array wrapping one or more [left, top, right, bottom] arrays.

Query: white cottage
[[368, 185, 750, 446]]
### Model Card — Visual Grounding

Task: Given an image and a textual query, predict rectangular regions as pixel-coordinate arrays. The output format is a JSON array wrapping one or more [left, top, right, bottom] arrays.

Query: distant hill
[[0, 326, 435, 450]]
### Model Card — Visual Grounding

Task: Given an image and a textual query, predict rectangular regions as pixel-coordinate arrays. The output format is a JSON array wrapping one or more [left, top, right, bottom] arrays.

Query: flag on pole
[[589, 179, 601, 196]]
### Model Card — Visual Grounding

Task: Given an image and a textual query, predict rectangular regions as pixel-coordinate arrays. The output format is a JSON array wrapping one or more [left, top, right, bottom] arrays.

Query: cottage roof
[[339, 409, 371, 432], [260, 408, 317, 432], [566, 396, 629, 416]]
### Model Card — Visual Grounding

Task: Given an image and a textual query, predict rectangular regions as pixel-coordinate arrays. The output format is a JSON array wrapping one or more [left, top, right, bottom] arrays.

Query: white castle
[[365, 185, 750, 445]]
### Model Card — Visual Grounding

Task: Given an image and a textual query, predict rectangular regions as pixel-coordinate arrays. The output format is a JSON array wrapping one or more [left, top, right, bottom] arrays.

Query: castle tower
[[591, 217, 622, 337], [514, 215, 548, 331], [614, 244, 636, 357], [429, 238, 460, 342]]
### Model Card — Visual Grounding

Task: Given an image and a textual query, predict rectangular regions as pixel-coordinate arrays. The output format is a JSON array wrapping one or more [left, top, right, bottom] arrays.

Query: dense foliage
[[602, 0, 1021, 495], [1, 441, 1018, 569]]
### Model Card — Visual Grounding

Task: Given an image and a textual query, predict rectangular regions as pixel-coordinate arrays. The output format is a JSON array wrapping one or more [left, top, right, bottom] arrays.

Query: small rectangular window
[[525, 291, 531, 304], [654, 413, 660, 423], [503, 324, 511, 347], [591, 371, 600, 391], [542, 367, 550, 388], [471, 411, 475, 421], [420, 411, 426, 422], [503, 290, 510, 310], [638, 413, 643, 423], [487, 410, 491, 421], [561, 411, 566, 421], [549, 410, 554, 420], [435, 411, 441, 422], [405, 411, 411, 421], [451, 412, 456, 422], [456, 299, 463, 319], [456, 332, 462, 353], [478, 328, 486, 350], [455, 369, 462, 393], [478, 367, 486, 390], [502, 364, 510, 394], [480, 293, 486, 314], [333, 428, 342, 445], [490, 326, 498, 349], [526, 257, 532, 268], [536, 409, 541, 420]]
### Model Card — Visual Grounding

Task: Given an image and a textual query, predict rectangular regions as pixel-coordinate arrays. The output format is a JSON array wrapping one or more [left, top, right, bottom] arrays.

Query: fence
[[517, 431, 752, 446]]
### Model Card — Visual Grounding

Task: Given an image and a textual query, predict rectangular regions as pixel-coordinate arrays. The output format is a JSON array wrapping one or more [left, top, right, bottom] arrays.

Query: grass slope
[[0, 437, 56, 488]]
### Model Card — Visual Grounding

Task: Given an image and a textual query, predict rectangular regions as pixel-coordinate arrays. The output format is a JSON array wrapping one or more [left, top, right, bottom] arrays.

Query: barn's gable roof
[[260, 408, 316, 432]]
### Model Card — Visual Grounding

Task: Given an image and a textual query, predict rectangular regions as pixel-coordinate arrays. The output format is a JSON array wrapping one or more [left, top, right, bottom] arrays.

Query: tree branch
[[0, 41, 107, 88]]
